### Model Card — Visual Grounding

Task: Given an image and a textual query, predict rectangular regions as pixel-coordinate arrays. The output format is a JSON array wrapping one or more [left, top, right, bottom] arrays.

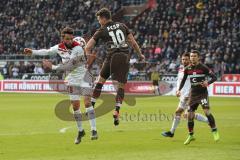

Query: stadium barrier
[[0, 80, 239, 97], [221, 74, 240, 82], [208, 82, 240, 97], [0, 80, 170, 95]]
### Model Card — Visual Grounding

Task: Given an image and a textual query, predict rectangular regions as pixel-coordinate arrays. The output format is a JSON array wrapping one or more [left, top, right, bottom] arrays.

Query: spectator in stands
[[11, 64, 19, 79], [2, 62, 10, 79], [128, 65, 139, 80], [151, 68, 160, 95], [34, 63, 44, 74]]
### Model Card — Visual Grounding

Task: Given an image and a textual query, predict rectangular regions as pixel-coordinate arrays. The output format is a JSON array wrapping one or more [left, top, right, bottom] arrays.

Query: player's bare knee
[[188, 112, 195, 120], [71, 100, 80, 111], [118, 82, 125, 89], [84, 96, 91, 108], [183, 113, 188, 119], [175, 108, 183, 116], [98, 76, 106, 84], [203, 109, 211, 116]]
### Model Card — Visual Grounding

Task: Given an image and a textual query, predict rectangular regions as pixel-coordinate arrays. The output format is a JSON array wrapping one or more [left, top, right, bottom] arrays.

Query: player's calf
[[203, 109, 217, 130], [84, 96, 98, 140], [113, 87, 125, 126], [91, 82, 104, 107]]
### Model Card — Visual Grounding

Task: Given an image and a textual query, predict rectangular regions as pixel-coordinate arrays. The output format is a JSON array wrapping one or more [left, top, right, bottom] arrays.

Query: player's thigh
[[110, 53, 130, 84], [178, 97, 189, 111], [68, 86, 80, 101], [100, 62, 111, 80], [78, 78, 94, 97], [188, 96, 200, 112], [83, 95, 91, 108], [200, 94, 210, 110]]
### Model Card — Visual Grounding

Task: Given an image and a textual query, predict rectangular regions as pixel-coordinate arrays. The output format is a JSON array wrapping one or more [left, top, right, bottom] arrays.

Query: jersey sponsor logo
[[189, 74, 205, 78], [187, 69, 204, 74]]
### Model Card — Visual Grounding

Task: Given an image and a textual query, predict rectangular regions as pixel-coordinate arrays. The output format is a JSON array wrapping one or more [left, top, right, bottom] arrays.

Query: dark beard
[[65, 43, 72, 49]]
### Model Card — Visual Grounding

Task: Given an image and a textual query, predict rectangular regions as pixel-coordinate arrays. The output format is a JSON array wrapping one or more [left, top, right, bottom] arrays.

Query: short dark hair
[[61, 27, 74, 35], [190, 50, 200, 56], [96, 8, 111, 19], [182, 52, 190, 57]]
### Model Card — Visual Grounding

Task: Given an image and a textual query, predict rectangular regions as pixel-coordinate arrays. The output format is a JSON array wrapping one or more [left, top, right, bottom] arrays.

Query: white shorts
[[177, 97, 189, 110], [68, 85, 93, 101]]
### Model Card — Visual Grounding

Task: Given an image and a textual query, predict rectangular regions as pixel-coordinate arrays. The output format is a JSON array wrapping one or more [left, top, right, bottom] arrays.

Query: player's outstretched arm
[[85, 38, 97, 69], [24, 45, 58, 56], [177, 72, 188, 96], [127, 34, 145, 61], [43, 55, 86, 71]]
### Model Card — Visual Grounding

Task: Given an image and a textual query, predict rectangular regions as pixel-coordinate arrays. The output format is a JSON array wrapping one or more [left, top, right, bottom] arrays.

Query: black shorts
[[152, 80, 159, 86], [100, 53, 130, 84], [188, 92, 210, 112]]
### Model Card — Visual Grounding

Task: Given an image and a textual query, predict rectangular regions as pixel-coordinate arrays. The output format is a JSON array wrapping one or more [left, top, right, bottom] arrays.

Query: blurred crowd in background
[[0, 0, 239, 80]]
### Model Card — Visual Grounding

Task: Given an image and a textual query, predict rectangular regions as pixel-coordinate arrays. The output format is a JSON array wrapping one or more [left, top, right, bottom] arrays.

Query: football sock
[[91, 83, 103, 107], [73, 110, 83, 132], [188, 120, 194, 135], [195, 113, 209, 123], [206, 113, 216, 130], [115, 88, 124, 112], [86, 106, 97, 131], [91, 97, 96, 108], [170, 115, 181, 134]]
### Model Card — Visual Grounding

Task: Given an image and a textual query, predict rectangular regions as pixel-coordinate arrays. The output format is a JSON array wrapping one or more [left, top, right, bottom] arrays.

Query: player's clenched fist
[[139, 54, 145, 62], [23, 48, 33, 55], [176, 90, 181, 97]]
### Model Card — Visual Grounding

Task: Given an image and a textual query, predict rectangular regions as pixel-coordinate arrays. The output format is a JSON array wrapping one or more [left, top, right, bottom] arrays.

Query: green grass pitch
[[0, 93, 239, 160]]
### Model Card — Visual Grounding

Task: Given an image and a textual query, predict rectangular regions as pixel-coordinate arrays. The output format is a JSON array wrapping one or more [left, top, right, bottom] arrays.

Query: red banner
[[213, 82, 240, 96], [221, 74, 240, 82], [2, 80, 67, 93], [101, 81, 154, 94], [0, 80, 171, 95], [102, 81, 171, 95], [1, 80, 240, 97]]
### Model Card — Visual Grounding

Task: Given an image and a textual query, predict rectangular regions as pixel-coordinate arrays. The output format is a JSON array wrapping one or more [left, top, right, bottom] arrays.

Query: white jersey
[[177, 65, 191, 101], [32, 39, 87, 86]]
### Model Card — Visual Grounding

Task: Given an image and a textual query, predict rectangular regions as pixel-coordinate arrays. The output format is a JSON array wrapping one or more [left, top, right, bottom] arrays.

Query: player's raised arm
[[85, 38, 97, 68], [127, 33, 145, 61], [23, 45, 58, 56]]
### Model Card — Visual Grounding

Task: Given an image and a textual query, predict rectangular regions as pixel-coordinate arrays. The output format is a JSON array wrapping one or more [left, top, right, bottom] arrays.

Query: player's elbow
[[131, 41, 138, 50]]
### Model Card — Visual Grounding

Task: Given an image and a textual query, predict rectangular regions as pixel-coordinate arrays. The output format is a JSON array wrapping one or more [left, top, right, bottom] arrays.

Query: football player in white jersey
[[24, 27, 98, 144], [162, 53, 208, 137]]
